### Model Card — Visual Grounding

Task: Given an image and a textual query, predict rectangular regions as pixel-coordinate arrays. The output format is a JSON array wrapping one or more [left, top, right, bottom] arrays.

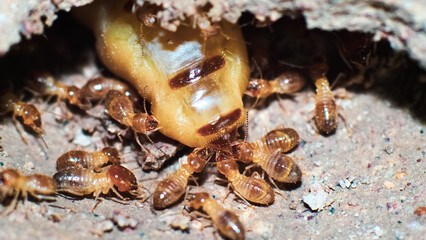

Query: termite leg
[[229, 184, 255, 209], [338, 112, 351, 136], [241, 163, 257, 176], [12, 117, 28, 144]]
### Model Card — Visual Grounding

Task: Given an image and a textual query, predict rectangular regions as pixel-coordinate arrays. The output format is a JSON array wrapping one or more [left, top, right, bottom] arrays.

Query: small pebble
[[384, 145, 394, 154], [413, 206, 426, 216], [383, 181, 395, 189], [395, 171, 406, 179]]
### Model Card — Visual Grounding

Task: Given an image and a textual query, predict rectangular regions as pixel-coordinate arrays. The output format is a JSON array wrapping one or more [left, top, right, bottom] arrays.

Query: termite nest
[[0, 0, 425, 239]]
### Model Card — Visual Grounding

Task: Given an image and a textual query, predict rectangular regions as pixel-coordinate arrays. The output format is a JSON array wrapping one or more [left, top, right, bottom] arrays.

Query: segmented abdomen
[[56, 151, 93, 170], [315, 97, 337, 134], [232, 175, 274, 205], [215, 210, 245, 240], [53, 167, 109, 196], [153, 171, 188, 209], [260, 151, 301, 183], [260, 128, 299, 153]]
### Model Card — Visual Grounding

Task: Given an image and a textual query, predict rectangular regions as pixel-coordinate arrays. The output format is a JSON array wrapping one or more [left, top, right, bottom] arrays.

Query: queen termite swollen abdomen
[[74, 0, 250, 148]]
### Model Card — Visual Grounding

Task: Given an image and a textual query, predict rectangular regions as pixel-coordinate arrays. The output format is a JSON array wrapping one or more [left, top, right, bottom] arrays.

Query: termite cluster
[[0, 0, 375, 238]]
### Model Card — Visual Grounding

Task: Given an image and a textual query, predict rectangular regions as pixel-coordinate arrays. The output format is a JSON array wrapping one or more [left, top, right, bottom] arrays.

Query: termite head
[[216, 156, 238, 176], [66, 86, 87, 108], [132, 114, 158, 133], [101, 147, 121, 164], [231, 140, 254, 163], [0, 169, 20, 190], [246, 79, 266, 97], [188, 192, 209, 210], [135, 3, 159, 27], [182, 148, 209, 173], [107, 165, 138, 193], [21, 104, 43, 134]]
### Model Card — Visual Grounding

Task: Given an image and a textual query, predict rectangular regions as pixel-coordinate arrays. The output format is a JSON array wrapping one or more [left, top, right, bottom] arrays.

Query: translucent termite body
[[310, 59, 338, 134], [231, 128, 302, 183], [56, 147, 120, 171], [0, 168, 57, 214], [75, 0, 250, 147], [246, 71, 306, 98], [54, 165, 140, 199], [189, 192, 245, 240], [0, 90, 43, 135], [27, 71, 88, 109], [153, 148, 209, 209], [105, 90, 158, 134], [216, 154, 274, 205]]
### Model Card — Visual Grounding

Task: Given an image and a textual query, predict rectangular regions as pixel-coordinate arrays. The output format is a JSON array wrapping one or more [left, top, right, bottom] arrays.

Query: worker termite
[[153, 148, 211, 209], [0, 89, 43, 143], [27, 71, 89, 109], [0, 168, 57, 215], [188, 192, 245, 240], [104, 90, 158, 134], [54, 165, 145, 202], [310, 58, 339, 134], [56, 147, 120, 171], [231, 128, 302, 183], [74, 0, 249, 148], [216, 153, 275, 205], [246, 70, 307, 98], [80, 76, 141, 108]]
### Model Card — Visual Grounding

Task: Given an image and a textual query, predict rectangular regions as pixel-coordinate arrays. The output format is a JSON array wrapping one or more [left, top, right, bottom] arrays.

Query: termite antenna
[[277, 60, 306, 69], [250, 58, 262, 110], [244, 110, 249, 143], [40, 134, 48, 150], [143, 132, 168, 158], [143, 85, 148, 114]]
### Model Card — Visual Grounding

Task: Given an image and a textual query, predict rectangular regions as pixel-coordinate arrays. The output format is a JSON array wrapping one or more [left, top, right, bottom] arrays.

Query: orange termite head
[[230, 140, 253, 164], [66, 86, 84, 106], [132, 114, 158, 133], [182, 148, 208, 173], [216, 157, 239, 176], [107, 165, 138, 192], [101, 147, 121, 164], [22, 104, 43, 134], [0, 169, 20, 190], [188, 192, 210, 210]]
